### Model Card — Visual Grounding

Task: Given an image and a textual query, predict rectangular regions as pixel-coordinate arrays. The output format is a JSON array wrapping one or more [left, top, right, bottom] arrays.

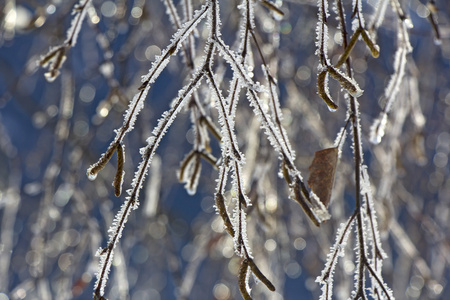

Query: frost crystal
[[309, 191, 331, 222], [101, 3, 209, 158], [232, 207, 252, 258], [351, 0, 365, 32], [360, 165, 387, 260], [65, 0, 92, 47], [370, 18, 412, 144], [368, 0, 389, 31], [333, 126, 347, 158], [315, 0, 331, 66], [80, 0, 400, 298], [317, 217, 355, 299], [94, 199, 134, 297]]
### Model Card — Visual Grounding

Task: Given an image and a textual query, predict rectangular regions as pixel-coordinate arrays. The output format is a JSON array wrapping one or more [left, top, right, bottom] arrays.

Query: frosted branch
[[39, 0, 92, 82], [87, 3, 209, 180], [370, 15, 412, 144]]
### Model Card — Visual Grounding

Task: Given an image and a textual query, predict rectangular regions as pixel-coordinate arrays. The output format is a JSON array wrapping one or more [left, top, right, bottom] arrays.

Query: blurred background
[[0, 0, 449, 299]]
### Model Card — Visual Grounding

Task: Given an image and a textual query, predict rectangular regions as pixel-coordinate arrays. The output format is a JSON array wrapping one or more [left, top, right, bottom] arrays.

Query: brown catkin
[[88, 143, 118, 178], [248, 259, 276, 291], [317, 70, 339, 110], [214, 193, 235, 237], [238, 260, 252, 300], [188, 154, 201, 192], [360, 29, 380, 58], [113, 143, 125, 197], [335, 28, 362, 68], [327, 66, 362, 97], [177, 150, 196, 182]]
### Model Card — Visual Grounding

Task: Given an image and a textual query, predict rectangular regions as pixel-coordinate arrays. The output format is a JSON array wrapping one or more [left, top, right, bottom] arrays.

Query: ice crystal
[[315, 0, 331, 66], [232, 207, 252, 258], [328, 66, 363, 98], [206, 72, 242, 161], [361, 165, 387, 260], [384, 46, 408, 112], [351, 0, 365, 32], [81, 0, 400, 298], [369, 0, 389, 31], [317, 217, 355, 299], [215, 40, 258, 92], [163, 0, 183, 30], [246, 90, 292, 162], [65, 0, 91, 47], [333, 126, 347, 158], [309, 191, 331, 222], [226, 76, 243, 119], [95, 199, 134, 297], [104, 3, 209, 152], [368, 16, 412, 145]]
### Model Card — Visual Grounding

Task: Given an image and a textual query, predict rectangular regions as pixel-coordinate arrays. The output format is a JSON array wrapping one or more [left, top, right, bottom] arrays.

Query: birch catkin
[[113, 143, 125, 197], [360, 29, 380, 58], [317, 70, 338, 111], [238, 259, 252, 300], [327, 66, 363, 98]]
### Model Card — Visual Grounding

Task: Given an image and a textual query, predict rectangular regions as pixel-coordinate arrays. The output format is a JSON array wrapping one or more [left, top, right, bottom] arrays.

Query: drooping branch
[[315, 0, 394, 299], [39, 0, 92, 82], [87, 3, 209, 182]]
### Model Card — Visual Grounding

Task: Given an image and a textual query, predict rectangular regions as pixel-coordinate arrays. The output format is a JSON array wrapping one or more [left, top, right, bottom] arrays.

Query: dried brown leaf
[[307, 147, 338, 208]]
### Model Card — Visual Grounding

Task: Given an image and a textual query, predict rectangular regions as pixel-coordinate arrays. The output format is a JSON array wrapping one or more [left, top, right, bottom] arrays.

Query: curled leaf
[[307, 147, 338, 209]]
